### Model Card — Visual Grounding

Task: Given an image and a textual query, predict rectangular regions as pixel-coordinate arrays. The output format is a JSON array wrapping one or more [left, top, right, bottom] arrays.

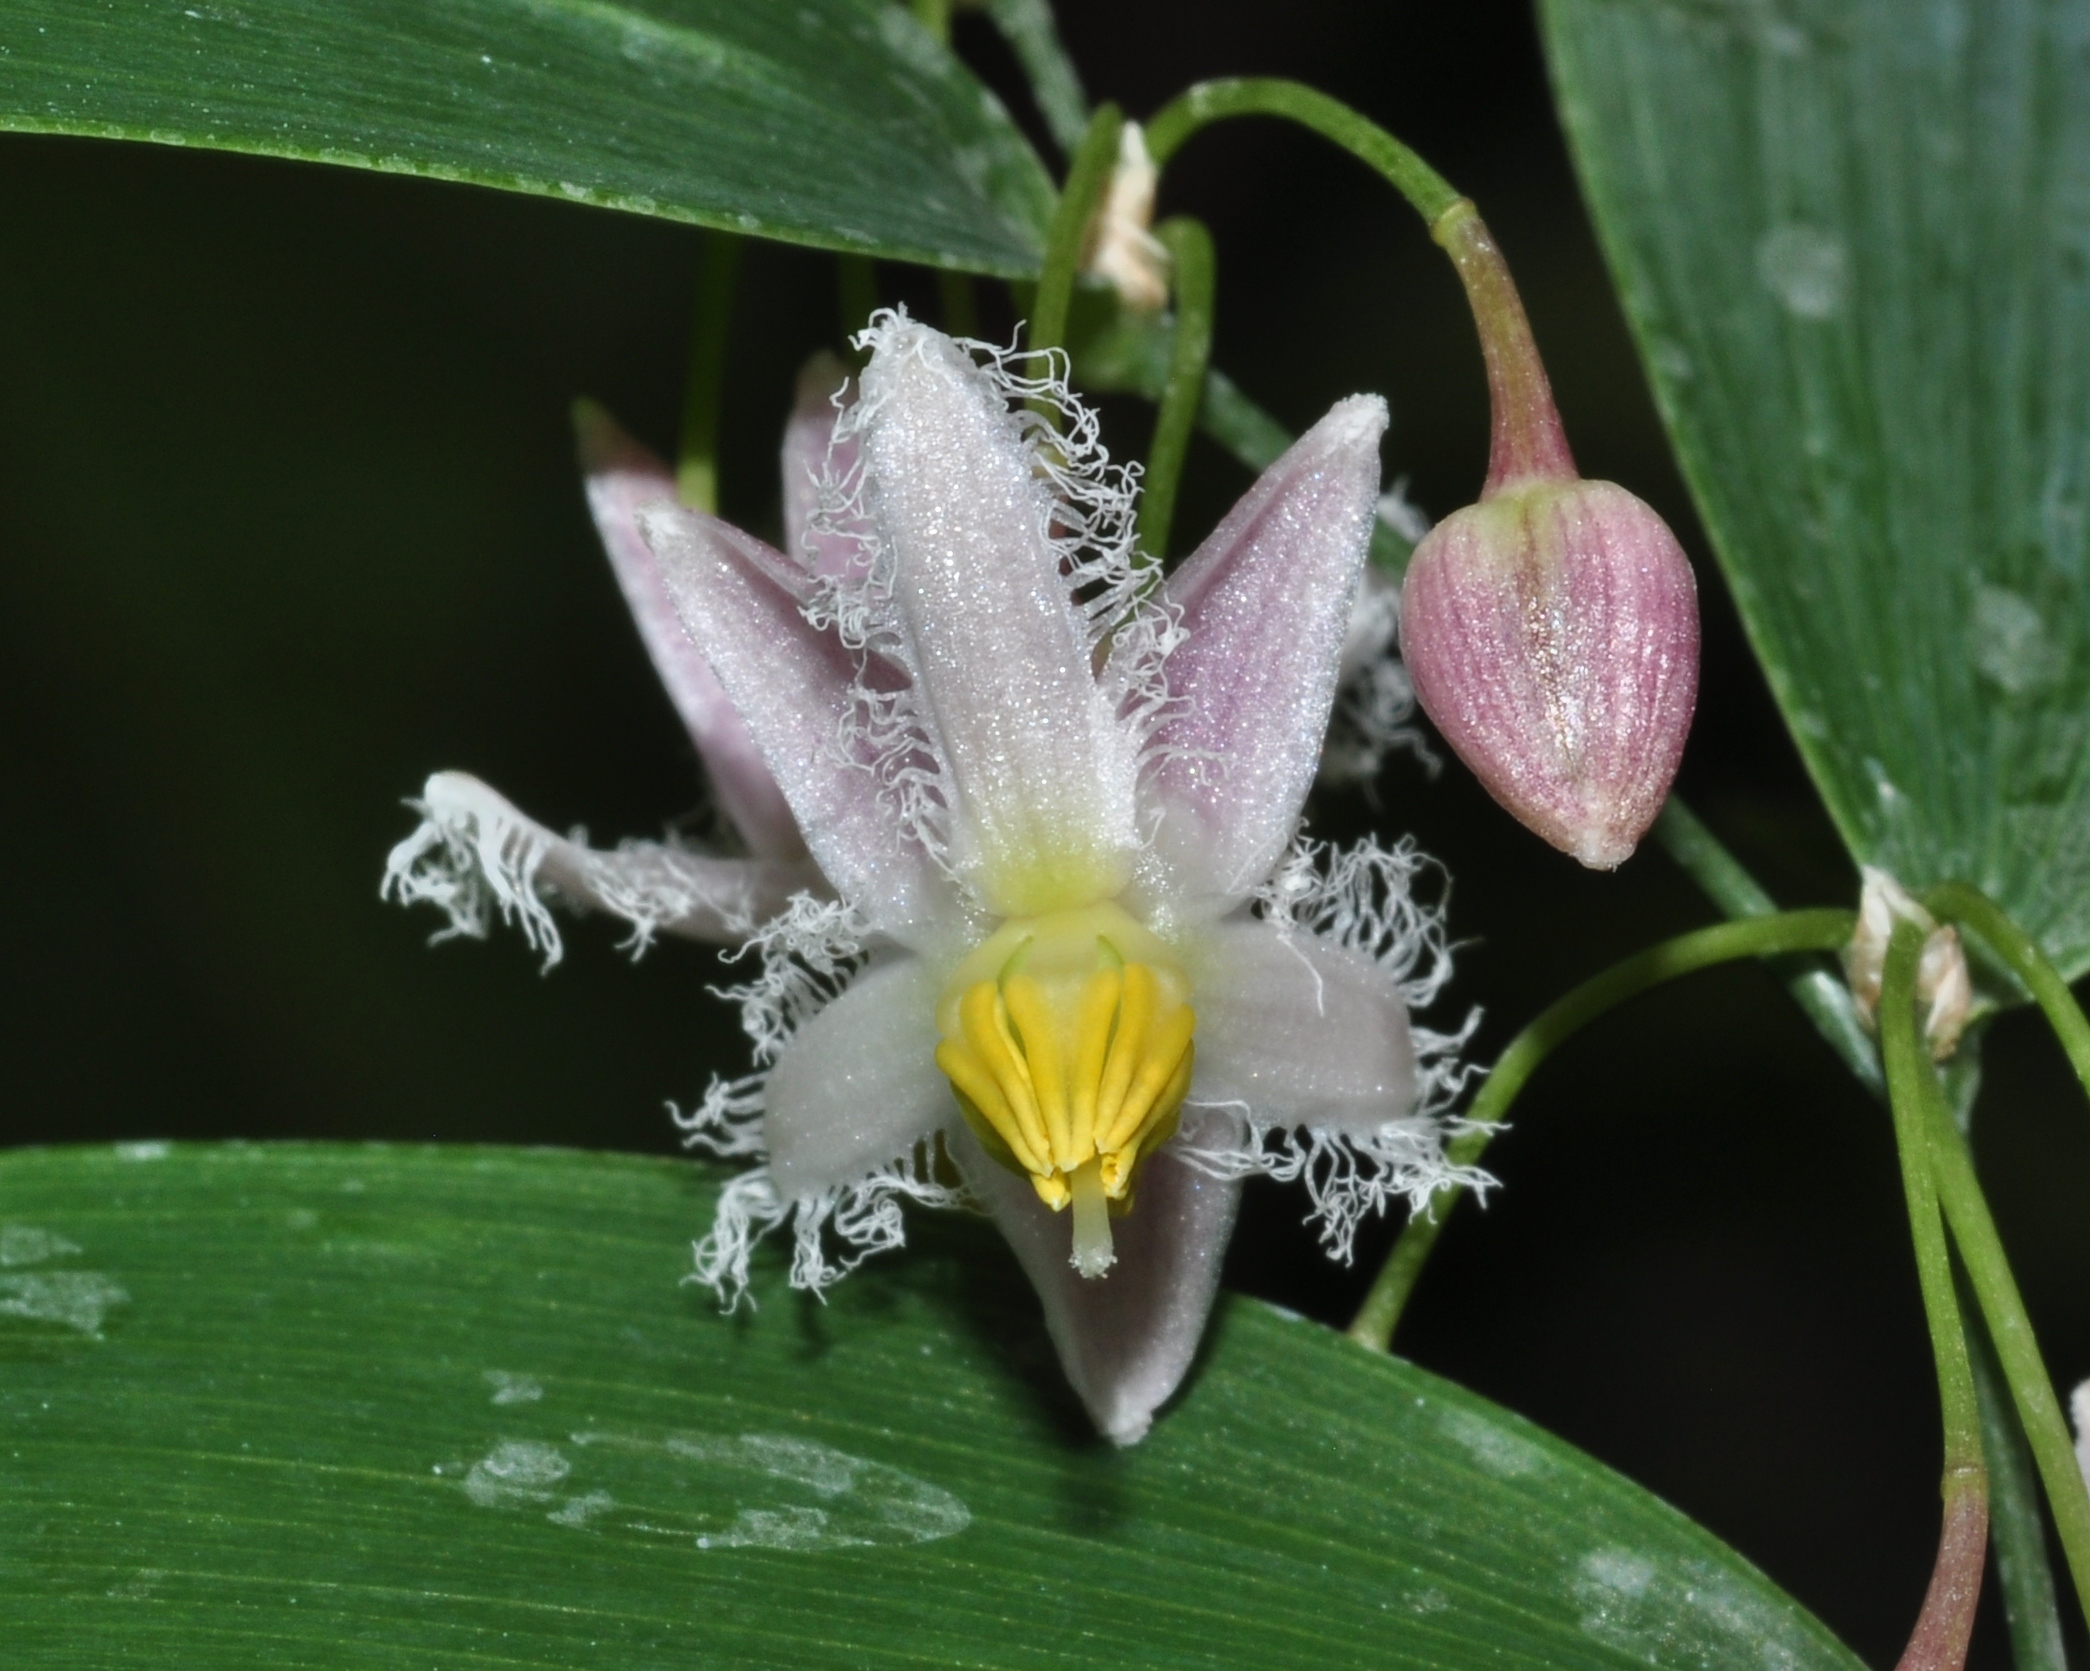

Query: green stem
[[1657, 805, 2068, 1667], [1926, 880, 2090, 1106], [1346, 908, 1856, 1350], [1968, 1283, 2070, 1671], [1136, 217, 1214, 565], [837, 255, 877, 358], [1028, 102, 1122, 359], [1653, 800, 1883, 1097], [979, 0, 1090, 156], [1143, 78, 1461, 225], [1882, 924, 1985, 1470], [938, 270, 980, 339], [675, 233, 741, 514], [1922, 1068, 2090, 1619], [909, 0, 951, 44]]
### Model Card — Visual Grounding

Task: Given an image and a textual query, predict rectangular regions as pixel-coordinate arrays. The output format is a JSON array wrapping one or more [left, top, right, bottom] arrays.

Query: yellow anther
[[933, 902, 1197, 1278]]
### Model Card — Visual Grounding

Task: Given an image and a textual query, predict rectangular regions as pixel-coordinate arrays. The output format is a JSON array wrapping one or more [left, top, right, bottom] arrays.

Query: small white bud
[[1084, 122, 1169, 313], [1844, 867, 1972, 1061]]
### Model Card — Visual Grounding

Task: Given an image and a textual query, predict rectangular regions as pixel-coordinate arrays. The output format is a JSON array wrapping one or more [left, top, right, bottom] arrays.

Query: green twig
[[1029, 102, 1122, 359], [979, 0, 1090, 155], [1969, 1285, 2070, 1671], [1882, 924, 1985, 1472], [1143, 78, 1462, 227], [1346, 908, 1856, 1351], [1657, 802, 2064, 1669], [909, 0, 952, 44], [675, 233, 741, 514], [1136, 217, 1214, 565], [938, 270, 979, 339], [1922, 1072, 2090, 1620], [1653, 801, 1883, 1097], [1927, 880, 2090, 1106]]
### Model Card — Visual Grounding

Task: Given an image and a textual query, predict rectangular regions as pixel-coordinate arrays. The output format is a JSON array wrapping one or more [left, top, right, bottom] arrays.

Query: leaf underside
[[1544, 0, 2090, 974], [0, 0, 1054, 274], [0, 1141, 1862, 1670]]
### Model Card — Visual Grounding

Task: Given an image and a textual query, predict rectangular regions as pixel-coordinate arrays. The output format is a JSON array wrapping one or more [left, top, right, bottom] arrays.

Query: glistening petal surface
[[855, 317, 1141, 915], [763, 955, 954, 1202], [1185, 914, 1418, 1135], [573, 401, 803, 860], [641, 502, 961, 948], [1145, 397, 1388, 907], [952, 1116, 1241, 1446]]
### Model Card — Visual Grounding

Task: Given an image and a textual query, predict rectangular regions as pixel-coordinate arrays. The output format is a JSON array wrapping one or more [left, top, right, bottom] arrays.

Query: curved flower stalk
[[387, 312, 1478, 1444]]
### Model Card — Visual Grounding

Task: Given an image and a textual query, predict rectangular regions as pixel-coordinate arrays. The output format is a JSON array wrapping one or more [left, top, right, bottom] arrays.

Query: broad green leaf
[[0, 0, 1054, 274], [1542, 0, 2090, 973], [0, 1141, 1862, 1670]]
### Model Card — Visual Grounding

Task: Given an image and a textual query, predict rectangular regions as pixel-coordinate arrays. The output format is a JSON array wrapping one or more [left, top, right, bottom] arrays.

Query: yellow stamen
[[934, 902, 1197, 1278]]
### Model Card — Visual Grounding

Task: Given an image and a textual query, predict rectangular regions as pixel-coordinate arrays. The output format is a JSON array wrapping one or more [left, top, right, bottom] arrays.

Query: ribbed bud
[[1398, 201, 1700, 868], [1400, 479, 1699, 868]]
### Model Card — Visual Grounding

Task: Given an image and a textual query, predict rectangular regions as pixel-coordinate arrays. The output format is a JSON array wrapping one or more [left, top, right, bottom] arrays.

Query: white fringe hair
[[379, 773, 769, 970], [1176, 835, 1486, 1262]]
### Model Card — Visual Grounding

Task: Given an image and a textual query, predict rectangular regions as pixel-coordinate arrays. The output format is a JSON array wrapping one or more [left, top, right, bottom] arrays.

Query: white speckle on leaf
[[1439, 1405, 1550, 1479], [484, 1370, 544, 1406], [0, 1226, 81, 1268], [114, 1141, 170, 1162], [464, 1440, 570, 1506], [0, 1272, 129, 1335], [1648, 335, 1695, 384], [452, 1427, 977, 1551], [1973, 585, 2067, 695], [1757, 224, 1847, 320], [1575, 1548, 1808, 1671], [548, 1490, 616, 1527]]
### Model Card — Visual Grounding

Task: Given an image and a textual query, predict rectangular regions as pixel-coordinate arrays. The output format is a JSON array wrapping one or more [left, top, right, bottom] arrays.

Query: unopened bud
[[1844, 867, 1973, 1061], [1398, 203, 1697, 868], [1084, 122, 1169, 313]]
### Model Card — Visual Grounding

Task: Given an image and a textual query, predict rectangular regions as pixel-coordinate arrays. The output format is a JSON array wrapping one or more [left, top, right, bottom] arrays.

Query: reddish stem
[[1433, 200, 1577, 498], [1895, 1471, 1989, 1671]]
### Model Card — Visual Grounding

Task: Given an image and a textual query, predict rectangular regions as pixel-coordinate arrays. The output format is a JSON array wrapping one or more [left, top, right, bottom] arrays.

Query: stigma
[[934, 903, 1197, 1278]]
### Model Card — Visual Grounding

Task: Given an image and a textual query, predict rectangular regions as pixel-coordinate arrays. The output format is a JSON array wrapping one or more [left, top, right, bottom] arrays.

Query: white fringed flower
[[387, 312, 1479, 1444]]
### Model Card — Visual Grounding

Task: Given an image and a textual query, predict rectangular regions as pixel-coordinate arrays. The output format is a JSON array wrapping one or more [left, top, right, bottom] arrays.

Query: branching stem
[[1926, 880, 2090, 1109], [1346, 908, 1856, 1350]]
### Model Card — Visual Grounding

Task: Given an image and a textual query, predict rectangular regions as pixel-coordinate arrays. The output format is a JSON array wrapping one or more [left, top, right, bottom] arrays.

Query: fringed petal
[[1142, 396, 1388, 910], [380, 771, 821, 964], [843, 312, 1145, 916], [1169, 857, 1483, 1265], [759, 954, 954, 1201], [780, 352, 867, 582], [639, 500, 966, 950], [1184, 914, 1420, 1132], [573, 400, 804, 860], [954, 1113, 1241, 1446]]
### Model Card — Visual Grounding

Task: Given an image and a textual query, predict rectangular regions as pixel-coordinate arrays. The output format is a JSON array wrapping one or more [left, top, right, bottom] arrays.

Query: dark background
[[2, 2, 2085, 1666]]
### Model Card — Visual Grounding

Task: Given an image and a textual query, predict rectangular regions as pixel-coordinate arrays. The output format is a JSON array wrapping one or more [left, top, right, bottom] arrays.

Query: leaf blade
[[0, 0, 1054, 273], [1, 1141, 1863, 1670], [1542, 0, 2090, 972]]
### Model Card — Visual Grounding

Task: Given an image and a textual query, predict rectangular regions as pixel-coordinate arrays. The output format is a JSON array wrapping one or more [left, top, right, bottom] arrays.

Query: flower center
[[933, 902, 1197, 1279]]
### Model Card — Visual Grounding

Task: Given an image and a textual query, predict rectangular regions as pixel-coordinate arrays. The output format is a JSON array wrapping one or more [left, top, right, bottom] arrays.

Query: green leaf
[[1542, 0, 2090, 973], [1, 1141, 1862, 1670], [0, 0, 1054, 274]]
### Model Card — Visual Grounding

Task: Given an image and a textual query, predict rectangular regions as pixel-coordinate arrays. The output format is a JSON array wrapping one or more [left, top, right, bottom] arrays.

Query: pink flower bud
[[1401, 478, 1699, 868], [1398, 203, 1699, 868]]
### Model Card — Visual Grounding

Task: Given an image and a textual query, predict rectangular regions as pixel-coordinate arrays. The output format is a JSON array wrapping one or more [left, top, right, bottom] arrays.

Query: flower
[[386, 312, 1476, 1444]]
